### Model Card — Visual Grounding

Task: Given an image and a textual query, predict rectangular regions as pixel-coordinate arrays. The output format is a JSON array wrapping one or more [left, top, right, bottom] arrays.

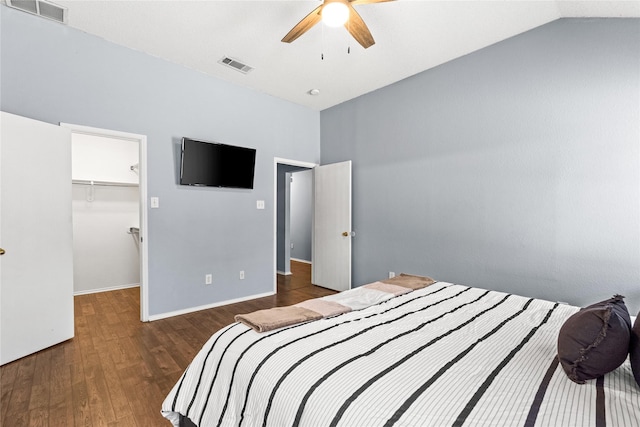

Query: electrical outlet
[[389, 271, 396, 279], [205, 274, 212, 285], [239, 270, 245, 280]]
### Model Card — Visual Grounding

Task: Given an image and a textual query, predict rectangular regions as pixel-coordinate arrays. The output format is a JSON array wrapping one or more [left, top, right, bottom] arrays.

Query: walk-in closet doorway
[[62, 123, 149, 321]]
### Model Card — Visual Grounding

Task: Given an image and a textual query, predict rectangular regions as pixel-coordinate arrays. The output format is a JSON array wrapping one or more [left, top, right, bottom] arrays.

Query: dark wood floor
[[1, 261, 333, 427]]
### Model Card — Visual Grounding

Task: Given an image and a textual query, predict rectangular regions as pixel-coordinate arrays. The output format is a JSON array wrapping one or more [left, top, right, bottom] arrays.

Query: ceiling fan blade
[[282, 5, 323, 43], [349, 0, 395, 5], [345, 4, 375, 49]]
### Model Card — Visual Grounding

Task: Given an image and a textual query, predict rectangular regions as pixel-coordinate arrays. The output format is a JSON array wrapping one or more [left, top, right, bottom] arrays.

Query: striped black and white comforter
[[162, 282, 640, 426]]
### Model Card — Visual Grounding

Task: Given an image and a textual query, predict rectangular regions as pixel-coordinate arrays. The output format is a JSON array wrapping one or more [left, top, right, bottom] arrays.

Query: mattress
[[162, 282, 640, 426]]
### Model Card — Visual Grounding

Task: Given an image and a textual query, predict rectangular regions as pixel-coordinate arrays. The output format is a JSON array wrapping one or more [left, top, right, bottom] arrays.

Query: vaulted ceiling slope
[[38, 1, 640, 110]]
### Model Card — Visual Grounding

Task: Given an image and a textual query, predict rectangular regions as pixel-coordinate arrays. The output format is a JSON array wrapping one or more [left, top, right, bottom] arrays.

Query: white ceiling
[[39, 1, 640, 110]]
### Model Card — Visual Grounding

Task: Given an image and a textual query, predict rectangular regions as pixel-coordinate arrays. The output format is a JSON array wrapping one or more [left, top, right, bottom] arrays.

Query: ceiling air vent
[[218, 56, 254, 74], [6, 0, 67, 24]]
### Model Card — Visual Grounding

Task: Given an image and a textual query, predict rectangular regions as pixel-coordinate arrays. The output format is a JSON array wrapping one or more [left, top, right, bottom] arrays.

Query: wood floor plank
[[4, 353, 37, 424], [28, 349, 52, 411], [160, 328, 202, 367], [117, 365, 166, 425], [49, 402, 74, 427], [0, 355, 18, 425], [70, 360, 92, 427], [0, 261, 333, 426], [161, 314, 192, 331], [26, 406, 48, 427], [96, 349, 134, 423], [49, 345, 74, 426], [108, 336, 141, 371], [86, 372, 117, 426], [81, 301, 96, 316], [107, 413, 136, 427], [83, 345, 117, 426]]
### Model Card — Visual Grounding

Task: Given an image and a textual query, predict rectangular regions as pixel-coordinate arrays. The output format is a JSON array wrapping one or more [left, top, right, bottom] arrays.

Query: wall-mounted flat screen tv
[[180, 137, 256, 189]]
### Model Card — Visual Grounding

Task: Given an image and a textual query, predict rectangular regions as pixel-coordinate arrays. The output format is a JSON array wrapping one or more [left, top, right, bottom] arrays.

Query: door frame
[[61, 123, 150, 321], [273, 157, 317, 293]]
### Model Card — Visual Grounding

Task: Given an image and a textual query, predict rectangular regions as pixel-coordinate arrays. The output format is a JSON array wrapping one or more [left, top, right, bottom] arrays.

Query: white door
[[312, 161, 352, 291], [1, 112, 74, 365]]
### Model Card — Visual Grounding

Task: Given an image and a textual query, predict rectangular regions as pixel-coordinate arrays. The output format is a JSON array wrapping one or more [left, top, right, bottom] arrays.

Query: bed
[[161, 278, 640, 426]]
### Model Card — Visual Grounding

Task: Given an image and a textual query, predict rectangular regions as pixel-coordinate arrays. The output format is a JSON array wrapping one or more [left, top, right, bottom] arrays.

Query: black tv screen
[[180, 138, 256, 189]]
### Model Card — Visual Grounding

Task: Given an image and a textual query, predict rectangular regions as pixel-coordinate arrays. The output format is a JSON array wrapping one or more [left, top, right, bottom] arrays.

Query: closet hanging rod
[[72, 179, 138, 187]]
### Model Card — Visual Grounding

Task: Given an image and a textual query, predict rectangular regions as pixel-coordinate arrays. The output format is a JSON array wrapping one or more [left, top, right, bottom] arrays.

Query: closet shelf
[[72, 179, 138, 187]]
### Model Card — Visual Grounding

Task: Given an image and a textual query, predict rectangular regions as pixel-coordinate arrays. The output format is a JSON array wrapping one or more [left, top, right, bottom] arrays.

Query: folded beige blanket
[[363, 281, 413, 296], [382, 273, 435, 290], [236, 273, 436, 333], [235, 306, 322, 333], [295, 299, 352, 318]]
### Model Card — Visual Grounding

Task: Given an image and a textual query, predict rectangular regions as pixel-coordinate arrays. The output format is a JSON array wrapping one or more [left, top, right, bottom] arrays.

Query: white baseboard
[[277, 270, 292, 276], [148, 291, 275, 321], [74, 283, 140, 296], [291, 258, 311, 264]]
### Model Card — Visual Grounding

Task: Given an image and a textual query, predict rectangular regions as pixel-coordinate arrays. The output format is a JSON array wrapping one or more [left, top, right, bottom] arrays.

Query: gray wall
[[1, 6, 320, 316], [321, 18, 640, 313], [290, 170, 313, 262]]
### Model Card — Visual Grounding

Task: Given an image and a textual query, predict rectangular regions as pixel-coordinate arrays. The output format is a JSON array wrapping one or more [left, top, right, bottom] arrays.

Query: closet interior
[[71, 133, 140, 295]]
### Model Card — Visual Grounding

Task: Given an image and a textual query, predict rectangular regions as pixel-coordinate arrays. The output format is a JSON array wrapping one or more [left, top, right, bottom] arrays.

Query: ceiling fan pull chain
[[347, 18, 351, 54], [321, 22, 325, 60]]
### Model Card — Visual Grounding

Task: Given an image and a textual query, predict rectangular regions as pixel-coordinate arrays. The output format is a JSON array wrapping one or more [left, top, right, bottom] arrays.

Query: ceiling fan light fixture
[[282, 0, 387, 49], [322, 1, 349, 27]]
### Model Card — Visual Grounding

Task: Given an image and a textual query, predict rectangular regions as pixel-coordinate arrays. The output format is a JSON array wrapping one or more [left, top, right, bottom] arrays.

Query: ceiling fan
[[281, 0, 395, 49]]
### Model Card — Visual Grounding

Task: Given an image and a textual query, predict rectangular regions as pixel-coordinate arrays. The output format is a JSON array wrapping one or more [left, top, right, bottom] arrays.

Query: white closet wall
[[72, 133, 140, 294], [72, 134, 139, 184]]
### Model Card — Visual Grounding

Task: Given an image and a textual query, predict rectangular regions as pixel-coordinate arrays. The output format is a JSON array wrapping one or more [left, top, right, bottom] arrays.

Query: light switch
[[151, 197, 159, 208], [257, 200, 265, 210]]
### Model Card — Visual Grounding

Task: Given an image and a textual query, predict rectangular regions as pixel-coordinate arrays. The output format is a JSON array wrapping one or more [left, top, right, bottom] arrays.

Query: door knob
[[342, 232, 349, 236], [0, 248, 5, 255]]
